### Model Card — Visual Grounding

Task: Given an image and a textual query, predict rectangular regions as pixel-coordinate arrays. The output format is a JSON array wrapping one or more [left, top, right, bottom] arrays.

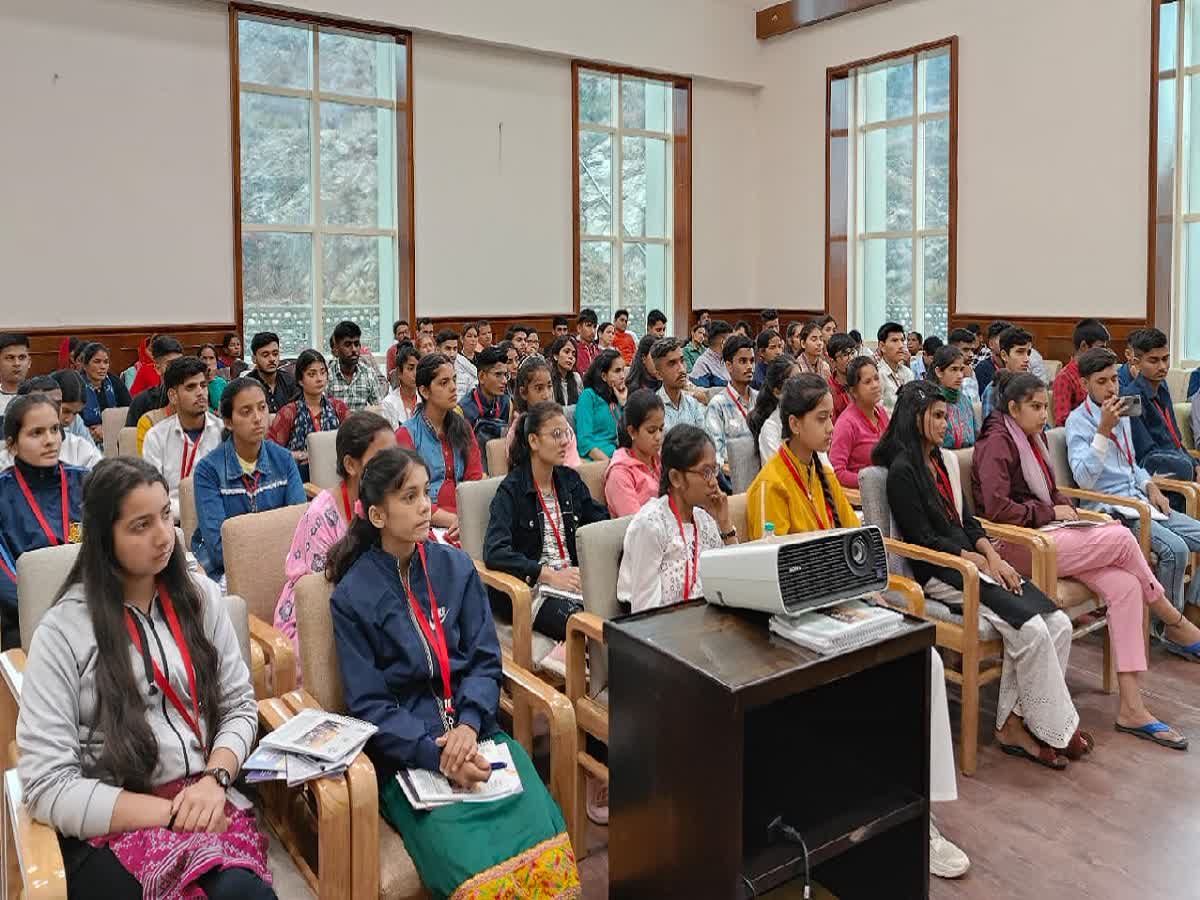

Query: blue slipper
[[1115, 721, 1189, 750], [1160, 638, 1200, 662]]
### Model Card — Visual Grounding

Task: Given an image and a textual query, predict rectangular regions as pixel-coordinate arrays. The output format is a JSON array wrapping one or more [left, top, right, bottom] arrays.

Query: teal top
[[208, 376, 228, 413], [574, 387, 623, 458]]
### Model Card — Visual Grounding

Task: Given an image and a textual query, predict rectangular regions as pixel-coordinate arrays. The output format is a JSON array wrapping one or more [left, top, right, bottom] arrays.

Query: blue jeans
[[1131, 509, 1200, 615], [1142, 450, 1199, 511]]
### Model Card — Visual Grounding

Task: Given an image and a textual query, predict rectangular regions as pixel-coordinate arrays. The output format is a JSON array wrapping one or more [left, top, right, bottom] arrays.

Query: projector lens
[[846, 533, 870, 573]]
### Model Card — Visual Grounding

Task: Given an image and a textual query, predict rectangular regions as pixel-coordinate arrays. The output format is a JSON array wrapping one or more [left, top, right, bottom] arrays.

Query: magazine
[[395, 739, 523, 811], [770, 598, 903, 655], [259, 709, 378, 763]]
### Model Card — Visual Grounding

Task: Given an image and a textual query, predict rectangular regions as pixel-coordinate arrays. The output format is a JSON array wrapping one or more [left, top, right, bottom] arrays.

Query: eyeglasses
[[684, 465, 720, 483], [538, 428, 571, 442]]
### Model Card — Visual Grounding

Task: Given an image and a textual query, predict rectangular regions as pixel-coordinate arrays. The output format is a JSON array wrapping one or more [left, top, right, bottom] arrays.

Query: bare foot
[[995, 715, 1044, 756]]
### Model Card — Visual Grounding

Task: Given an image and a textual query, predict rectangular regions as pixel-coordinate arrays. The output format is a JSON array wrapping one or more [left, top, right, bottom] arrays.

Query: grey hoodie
[[16, 574, 257, 839]]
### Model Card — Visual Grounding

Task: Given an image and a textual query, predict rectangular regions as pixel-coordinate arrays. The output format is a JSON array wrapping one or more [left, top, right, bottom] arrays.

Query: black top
[[247, 368, 297, 413], [126, 385, 167, 427]]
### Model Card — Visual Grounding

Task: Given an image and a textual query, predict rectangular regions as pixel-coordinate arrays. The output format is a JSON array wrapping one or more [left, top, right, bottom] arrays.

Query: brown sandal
[[998, 740, 1068, 770], [1062, 729, 1095, 761]]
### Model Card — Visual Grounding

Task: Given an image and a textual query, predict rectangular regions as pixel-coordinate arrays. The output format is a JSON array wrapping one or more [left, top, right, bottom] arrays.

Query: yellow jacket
[[746, 444, 858, 539]]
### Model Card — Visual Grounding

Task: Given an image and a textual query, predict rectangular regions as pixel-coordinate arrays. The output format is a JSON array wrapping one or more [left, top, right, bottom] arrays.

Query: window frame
[[572, 61, 692, 335], [229, 3, 415, 353], [825, 36, 958, 336]]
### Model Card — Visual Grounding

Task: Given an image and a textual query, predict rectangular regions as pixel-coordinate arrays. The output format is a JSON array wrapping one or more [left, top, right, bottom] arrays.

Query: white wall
[[756, 0, 1153, 320], [0, 0, 235, 328]]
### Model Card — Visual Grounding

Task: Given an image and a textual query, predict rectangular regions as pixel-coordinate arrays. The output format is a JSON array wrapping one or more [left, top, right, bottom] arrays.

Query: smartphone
[[1119, 395, 1143, 418]]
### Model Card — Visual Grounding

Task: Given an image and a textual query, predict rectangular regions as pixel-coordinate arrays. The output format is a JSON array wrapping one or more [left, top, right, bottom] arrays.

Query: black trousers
[[59, 836, 277, 900], [490, 588, 583, 642]]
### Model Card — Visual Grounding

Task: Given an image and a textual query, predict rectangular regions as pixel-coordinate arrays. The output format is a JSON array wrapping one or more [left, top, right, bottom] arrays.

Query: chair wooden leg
[[1101, 629, 1116, 695], [513, 697, 534, 751], [959, 657, 980, 777], [572, 756, 588, 861]]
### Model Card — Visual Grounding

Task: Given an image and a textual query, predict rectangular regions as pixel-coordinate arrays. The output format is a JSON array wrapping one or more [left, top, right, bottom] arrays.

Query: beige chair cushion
[[16, 543, 80, 650], [223, 504, 309, 623], [485, 439, 508, 477], [1042, 359, 1062, 383], [179, 476, 197, 549], [729, 493, 748, 541], [455, 476, 504, 562], [1176, 401, 1194, 450], [704, 386, 724, 401], [117, 426, 139, 457], [306, 431, 339, 491], [264, 817, 318, 899], [576, 517, 632, 694], [101, 406, 129, 458], [379, 820, 428, 899], [562, 405, 576, 431], [727, 435, 760, 494], [951, 447, 976, 515], [1168, 368, 1191, 403], [577, 460, 607, 504], [1046, 427, 1074, 488]]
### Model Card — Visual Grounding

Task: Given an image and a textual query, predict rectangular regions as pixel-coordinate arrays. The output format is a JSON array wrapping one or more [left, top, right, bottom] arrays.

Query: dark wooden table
[[606, 601, 934, 899]]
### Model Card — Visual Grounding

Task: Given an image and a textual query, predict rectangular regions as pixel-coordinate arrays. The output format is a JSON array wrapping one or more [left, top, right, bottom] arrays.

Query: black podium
[[606, 601, 934, 899]]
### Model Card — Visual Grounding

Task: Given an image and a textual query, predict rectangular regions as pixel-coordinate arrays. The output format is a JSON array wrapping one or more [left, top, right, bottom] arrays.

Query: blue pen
[[490, 761, 507, 771]]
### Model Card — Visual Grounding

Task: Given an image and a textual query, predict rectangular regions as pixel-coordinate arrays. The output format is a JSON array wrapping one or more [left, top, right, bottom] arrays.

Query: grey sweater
[[16, 575, 258, 839]]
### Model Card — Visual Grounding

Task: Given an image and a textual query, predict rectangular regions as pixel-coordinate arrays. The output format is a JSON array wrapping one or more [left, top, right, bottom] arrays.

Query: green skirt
[[379, 732, 581, 900]]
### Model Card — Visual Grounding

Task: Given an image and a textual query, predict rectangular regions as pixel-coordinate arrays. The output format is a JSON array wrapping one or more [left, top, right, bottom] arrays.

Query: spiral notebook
[[769, 599, 903, 655]]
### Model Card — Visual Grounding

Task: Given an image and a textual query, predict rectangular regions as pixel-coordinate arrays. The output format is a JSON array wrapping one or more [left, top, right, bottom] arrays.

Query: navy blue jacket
[[331, 543, 503, 778], [1122, 374, 1199, 480]]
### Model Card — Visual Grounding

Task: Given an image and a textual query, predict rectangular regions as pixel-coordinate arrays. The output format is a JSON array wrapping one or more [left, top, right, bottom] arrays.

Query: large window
[[574, 64, 691, 334], [1151, 0, 1200, 364], [826, 39, 956, 339], [233, 8, 412, 354]]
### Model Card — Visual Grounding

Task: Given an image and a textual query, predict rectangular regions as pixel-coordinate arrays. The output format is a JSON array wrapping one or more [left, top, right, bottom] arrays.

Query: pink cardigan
[[603, 448, 661, 517], [829, 402, 890, 488]]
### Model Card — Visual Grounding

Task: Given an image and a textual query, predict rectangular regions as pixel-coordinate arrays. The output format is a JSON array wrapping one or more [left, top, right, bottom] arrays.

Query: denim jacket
[[1122, 374, 1199, 480]]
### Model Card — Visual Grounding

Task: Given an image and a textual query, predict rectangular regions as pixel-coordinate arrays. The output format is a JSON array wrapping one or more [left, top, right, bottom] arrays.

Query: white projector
[[699, 526, 888, 616]]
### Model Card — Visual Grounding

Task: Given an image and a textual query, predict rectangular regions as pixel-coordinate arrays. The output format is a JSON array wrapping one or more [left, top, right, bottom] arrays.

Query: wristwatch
[[719, 526, 737, 541], [203, 766, 233, 790]]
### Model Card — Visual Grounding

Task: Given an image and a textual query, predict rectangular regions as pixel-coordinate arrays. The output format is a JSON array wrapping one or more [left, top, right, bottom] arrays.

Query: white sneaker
[[929, 820, 969, 879]]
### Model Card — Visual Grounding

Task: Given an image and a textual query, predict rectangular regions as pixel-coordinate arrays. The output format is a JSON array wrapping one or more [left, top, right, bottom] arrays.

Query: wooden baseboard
[[17, 323, 237, 377]]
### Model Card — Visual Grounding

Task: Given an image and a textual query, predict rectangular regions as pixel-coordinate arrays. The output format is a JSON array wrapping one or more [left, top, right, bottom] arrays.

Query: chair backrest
[[729, 492, 748, 539], [101, 407, 129, 458], [727, 435, 761, 494], [577, 460, 607, 503], [117, 426, 138, 458], [456, 476, 504, 561], [704, 386, 724, 401], [1176, 401, 1195, 450], [951, 447, 976, 515], [306, 431, 339, 490], [222, 504, 310, 622], [857, 466, 915, 580], [1045, 427, 1076, 488], [563, 405, 576, 431], [295, 573, 345, 713], [576, 516, 633, 694], [1168, 368, 1191, 402], [1042, 359, 1062, 384], [971, 401, 982, 429], [179, 476, 197, 549], [486, 439, 508, 477]]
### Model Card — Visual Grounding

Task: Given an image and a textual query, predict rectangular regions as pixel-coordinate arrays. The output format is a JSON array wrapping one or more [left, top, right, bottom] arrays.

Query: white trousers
[[930, 649, 957, 803]]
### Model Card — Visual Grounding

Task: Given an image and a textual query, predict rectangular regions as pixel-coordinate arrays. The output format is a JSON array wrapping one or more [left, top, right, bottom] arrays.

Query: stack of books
[[244, 709, 378, 787], [396, 739, 524, 810], [770, 598, 903, 656]]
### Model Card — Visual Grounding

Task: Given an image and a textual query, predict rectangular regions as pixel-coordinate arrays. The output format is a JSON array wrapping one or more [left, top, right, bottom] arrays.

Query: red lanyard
[[932, 458, 961, 525], [535, 483, 567, 563], [668, 496, 701, 601], [777, 449, 832, 530], [180, 434, 201, 481], [1155, 399, 1182, 448], [242, 470, 261, 512], [948, 405, 965, 449], [726, 387, 750, 422], [124, 585, 204, 751], [13, 464, 68, 546], [340, 481, 353, 520], [401, 544, 455, 725], [1085, 398, 1134, 467], [474, 389, 499, 420]]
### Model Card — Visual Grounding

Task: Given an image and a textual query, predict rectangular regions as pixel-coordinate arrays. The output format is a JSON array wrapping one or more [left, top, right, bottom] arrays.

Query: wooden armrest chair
[[726, 434, 761, 494], [485, 438, 508, 477], [292, 573, 577, 899], [116, 426, 138, 458], [1173, 401, 1195, 452], [576, 460, 607, 504], [305, 431, 339, 493], [178, 477, 198, 551], [100, 407, 129, 458]]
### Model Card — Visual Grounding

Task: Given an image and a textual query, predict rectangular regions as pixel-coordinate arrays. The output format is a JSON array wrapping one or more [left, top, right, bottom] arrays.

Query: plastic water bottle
[[762, 522, 777, 542]]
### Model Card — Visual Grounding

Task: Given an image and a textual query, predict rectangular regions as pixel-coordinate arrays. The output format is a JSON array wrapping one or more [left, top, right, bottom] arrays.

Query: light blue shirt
[[657, 386, 705, 433], [704, 387, 757, 467], [1064, 398, 1154, 513]]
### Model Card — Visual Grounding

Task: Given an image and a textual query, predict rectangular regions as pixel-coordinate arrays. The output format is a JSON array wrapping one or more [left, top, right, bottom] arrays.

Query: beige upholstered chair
[[1176, 401, 1196, 451], [291, 573, 578, 900], [116, 425, 138, 457], [1042, 358, 1062, 384], [562, 404, 576, 431], [485, 438, 508, 477], [179, 476, 197, 550], [726, 434, 760, 494], [1167, 367, 1192, 402], [576, 460, 607, 504], [100, 406, 129, 458], [306, 430, 339, 494]]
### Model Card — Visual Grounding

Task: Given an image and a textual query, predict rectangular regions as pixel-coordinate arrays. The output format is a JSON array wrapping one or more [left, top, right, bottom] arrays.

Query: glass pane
[[320, 102, 396, 228], [862, 58, 914, 124], [238, 17, 312, 89], [1186, 0, 1200, 68], [579, 70, 615, 126], [622, 136, 670, 238], [922, 50, 950, 114], [579, 131, 613, 235], [1159, 78, 1177, 216], [922, 236, 949, 339], [240, 92, 311, 225], [862, 237, 913, 331], [1162, 1, 1178, 72], [242, 232, 313, 351], [1156, 221, 1174, 331], [322, 235, 393, 351], [863, 125, 913, 233], [830, 76, 849, 131], [1184, 223, 1200, 359], [829, 135, 849, 237], [580, 241, 613, 320], [621, 77, 672, 133], [923, 118, 950, 229], [1186, 75, 1200, 214], [319, 31, 398, 100], [622, 243, 668, 332]]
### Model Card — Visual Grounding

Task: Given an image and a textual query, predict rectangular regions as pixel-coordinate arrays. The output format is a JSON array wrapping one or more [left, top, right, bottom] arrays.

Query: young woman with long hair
[[325, 448, 580, 898], [507, 356, 582, 468], [17, 457, 273, 899], [793, 321, 832, 380], [79, 342, 133, 445], [197, 344, 229, 413], [267, 349, 349, 481], [829, 357, 890, 489], [273, 411, 395, 671], [874, 380, 1086, 769], [625, 334, 662, 394], [605, 389, 665, 517], [0, 394, 88, 648], [575, 349, 628, 461], [929, 345, 978, 450], [191, 378, 305, 581], [395, 353, 483, 542], [748, 354, 800, 462], [546, 335, 582, 407], [974, 371, 1200, 751]]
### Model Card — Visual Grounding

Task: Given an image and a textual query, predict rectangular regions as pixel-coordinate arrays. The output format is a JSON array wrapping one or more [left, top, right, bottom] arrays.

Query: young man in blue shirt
[[1121, 328, 1199, 490]]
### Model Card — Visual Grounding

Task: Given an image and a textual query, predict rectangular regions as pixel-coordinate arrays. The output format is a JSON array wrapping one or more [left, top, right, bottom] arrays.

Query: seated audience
[[848, 329, 867, 357], [912, 336, 943, 381], [689, 320, 733, 388], [142, 358, 223, 519], [505, 324, 530, 359], [197, 343, 229, 413], [617, 425, 736, 613], [646, 308, 668, 340], [459, 321, 481, 373], [126, 337, 184, 452], [0, 395, 87, 648], [654, 338, 706, 434], [704, 335, 757, 481], [825, 333, 856, 420], [930, 345, 978, 449], [625, 335, 662, 394], [973, 320, 1012, 399], [192, 378, 305, 580], [1189, 366, 1200, 401], [415, 332, 436, 358], [416, 317, 435, 340], [875, 380, 1086, 769], [385, 319, 411, 379], [597, 321, 616, 352], [748, 355, 801, 462], [266, 349, 349, 481], [795, 320, 832, 379], [876, 322, 914, 410], [246, 331, 296, 414], [906, 332, 925, 376], [575, 349, 627, 461], [434, 329, 471, 403], [1053, 318, 1110, 426], [1068, 348, 1200, 647], [612, 309, 637, 364], [218, 331, 248, 377], [604, 389, 665, 517], [121, 335, 153, 394], [17, 457, 274, 900], [395, 353, 483, 540], [573, 309, 600, 375], [981, 326, 1035, 418], [547, 336, 582, 407], [381, 342, 421, 430], [484, 401, 608, 645], [79, 342, 134, 445], [327, 448, 581, 898], [0, 333, 32, 415], [327, 320, 383, 411], [751, 329, 784, 391], [682, 321, 707, 373], [459, 346, 513, 470], [830, 357, 890, 489], [50, 369, 98, 448], [0, 377, 101, 472], [1117, 329, 1145, 388], [526, 327, 542, 358], [733, 320, 752, 338], [760, 308, 781, 336], [947, 328, 980, 405], [976, 370, 1196, 749], [817, 314, 838, 345], [785, 321, 805, 359], [274, 412, 394, 668], [1121, 327, 1199, 487], [475, 319, 492, 351], [551, 315, 571, 339], [507, 356, 581, 469]]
